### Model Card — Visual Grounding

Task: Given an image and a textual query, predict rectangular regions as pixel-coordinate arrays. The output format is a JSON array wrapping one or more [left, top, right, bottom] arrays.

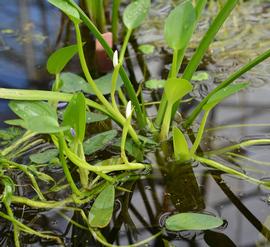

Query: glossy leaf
[[48, 0, 81, 23], [123, 0, 150, 29], [203, 83, 248, 111], [88, 184, 115, 228], [172, 127, 190, 162], [60, 72, 90, 93], [30, 149, 59, 164], [47, 45, 78, 74], [164, 0, 196, 50], [165, 213, 223, 231], [9, 101, 57, 121], [63, 93, 86, 142], [86, 112, 108, 124], [138, 44, 155, 54], [164, 78, 193, 105], [145, 79, 166, 90], [83, 130, 117, 155]]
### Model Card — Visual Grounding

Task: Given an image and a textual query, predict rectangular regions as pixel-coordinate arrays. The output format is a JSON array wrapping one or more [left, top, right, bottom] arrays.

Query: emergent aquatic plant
[[0, 0, 270, 246]]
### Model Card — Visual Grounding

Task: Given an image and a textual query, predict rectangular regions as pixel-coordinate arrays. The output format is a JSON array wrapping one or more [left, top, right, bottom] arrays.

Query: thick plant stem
[[74, 23, 140, 145], [112, 0, 121, 43], [69, 0, 146, 128], [190, 110, 209, 155], [184, 48, 270, 128]]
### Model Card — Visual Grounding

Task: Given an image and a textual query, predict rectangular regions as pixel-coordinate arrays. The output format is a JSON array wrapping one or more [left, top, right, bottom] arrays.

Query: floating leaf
[[145, 79, 166, 90], [164, 0, 196, 50], [173, 127, 190, 162], [165, 213, 223, 231], [86, 112, 108, 123], [48, 0, 81, 23], [83, 130, 117, 155], [88, 184, 115, 228], [9, 101, 57, 121], [164, 78, 193, 105], [191, 71, 209, 81], [30, 149, 59, 164], [60, 72, 90, 93], [63, 93, 86, 142], [123, 0, 151, 29], [138, 44, 155, 54], [47, 45, 78, 74], [203, 83, 248, 111]]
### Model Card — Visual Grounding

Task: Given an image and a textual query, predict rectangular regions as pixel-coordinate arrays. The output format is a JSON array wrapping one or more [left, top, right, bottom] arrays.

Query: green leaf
[[83, 130, 117, 155], [9, 101, 57, 121], [63, 93, 86, 142], [165, 213, 223, 231], [86, 112, 108, 124], [164, 78, 193, 105], [172, 127, 190, 162], [0, 176, 14, 205], [191, 71, 209, 81], [203, 83, 248, 111], [138, 44, 155, 54], [24, 116, 69, 133], [5, 119, 26, 128], [47, 45, 78, 74], [28, 165, 55, 183], [60, 72, 90, 93], [145, 79, 166, 90], [164, 0, 196, 50], [48, 0, 81, 23], [123, 0, 151, 29], [88, 184, 115, 228], [29, 149, 59, 164]]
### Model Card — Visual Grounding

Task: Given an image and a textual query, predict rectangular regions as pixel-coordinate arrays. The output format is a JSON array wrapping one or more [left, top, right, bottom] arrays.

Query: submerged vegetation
[[0, 0, 270, 245]]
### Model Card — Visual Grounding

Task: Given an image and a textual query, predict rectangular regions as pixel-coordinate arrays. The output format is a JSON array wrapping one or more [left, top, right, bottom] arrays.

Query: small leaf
[[83, 130, 117, 155], [164, 0, 196, 50], [138, 44, 155, 54], [164, 78, 193, 105], [0, 176, 14, 205], [123, 0, 150, 29], [47, 45, 78, 74], [9, 101, 57, 121], [203, 83, 248, 111], [86, 112, 108, 124], [63, 93, 86, 142], [5, 119, 26, 128], [145, 79, 166, 90], [60, 72, 90, 93], [165, 213, 223, 231], [191, 71, 209, 81], [30, 149, 59, 164], [48, 0, 81, 23], [173, 127, 190, 162], [88, 184, 115, 228]]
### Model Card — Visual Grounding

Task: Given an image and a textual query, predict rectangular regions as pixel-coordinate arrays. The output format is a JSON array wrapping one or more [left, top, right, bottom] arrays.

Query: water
[[0, 0, 270, 246]]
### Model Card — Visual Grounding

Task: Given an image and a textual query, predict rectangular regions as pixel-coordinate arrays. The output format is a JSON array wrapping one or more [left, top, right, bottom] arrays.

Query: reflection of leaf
[[88, 184, 115, 228], [123, 0, 150, 29], [83, 130, 117, 155], [165, 213, 223, 231], [30, 149, 59, 164]]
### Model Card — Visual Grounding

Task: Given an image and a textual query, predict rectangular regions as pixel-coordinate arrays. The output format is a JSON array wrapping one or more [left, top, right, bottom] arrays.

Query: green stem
[[111, 64, 121, 110], [119, 28, 132, 64], [69, 0, 146, 128], [118, 88, 128, 106], [159, 103, 172, 141], [112, 0, 121, 43], [77, 142, 89, 188], [121, 116, 131, 165], [184, 48, 270, 128], [190, 110, 209, 155]]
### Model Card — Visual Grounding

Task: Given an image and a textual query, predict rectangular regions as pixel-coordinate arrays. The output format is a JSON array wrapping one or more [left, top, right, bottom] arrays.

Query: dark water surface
[[1, 0, 270, 246]]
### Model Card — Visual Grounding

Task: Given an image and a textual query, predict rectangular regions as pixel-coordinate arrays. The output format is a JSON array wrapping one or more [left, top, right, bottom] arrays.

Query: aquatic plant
[[0, 0, 270, 245]]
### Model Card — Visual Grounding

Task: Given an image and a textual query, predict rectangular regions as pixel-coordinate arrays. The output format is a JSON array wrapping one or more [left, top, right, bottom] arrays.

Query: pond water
[[0, 0, 270, 246]]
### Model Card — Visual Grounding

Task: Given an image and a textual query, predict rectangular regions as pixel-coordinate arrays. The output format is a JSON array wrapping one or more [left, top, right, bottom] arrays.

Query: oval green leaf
[[164, 0, 196, 50], [145, 79, 166, 90], [123, 0, 151, 29], [88, 184, 115, 228], [203, 83, 248, 111], [63, 93, 86, 142], [60, 72, 90, 93], [165, 213, 223, 231], [138, 44, 155, 54], [48, 0, 81, 24], [83, 130, 117, 155], [30, 149, 59, 164], [172, 127, 190, 162], [47, 45, 78, 74], [86, 112, 108, 124], [164, 78, 193, 105]]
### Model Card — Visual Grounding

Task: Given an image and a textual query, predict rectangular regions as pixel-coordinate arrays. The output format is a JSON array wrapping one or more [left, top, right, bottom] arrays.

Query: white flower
[[113, 50, 118, 67], [126, 101, 132, 118]]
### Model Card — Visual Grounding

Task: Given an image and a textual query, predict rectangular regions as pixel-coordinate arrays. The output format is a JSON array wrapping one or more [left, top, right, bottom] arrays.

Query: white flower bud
[[113, 50, 119, 68], [126, 101, 132, 118]]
